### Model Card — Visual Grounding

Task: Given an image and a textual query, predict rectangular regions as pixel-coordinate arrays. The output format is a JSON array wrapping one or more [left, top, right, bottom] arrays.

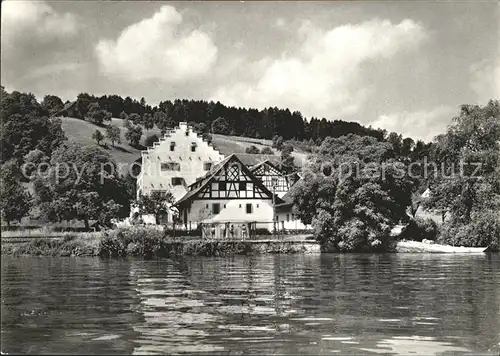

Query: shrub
[[163, 228, 201, 237], [255, 228, 272, 235], [400, 217, 438, 242], [98, 226, 167, 257], [438, 211, 500, 249], [245, 145, 260, 154], [260, 147, 274, 155]]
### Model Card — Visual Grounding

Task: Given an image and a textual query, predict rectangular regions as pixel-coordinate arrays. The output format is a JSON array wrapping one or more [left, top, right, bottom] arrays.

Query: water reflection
[[2, 254, 500, 355]]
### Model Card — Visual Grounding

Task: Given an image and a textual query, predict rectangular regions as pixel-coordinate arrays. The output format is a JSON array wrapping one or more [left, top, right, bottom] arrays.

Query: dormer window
[[191, 142, 197, 152], [170, 142, 176, 151]]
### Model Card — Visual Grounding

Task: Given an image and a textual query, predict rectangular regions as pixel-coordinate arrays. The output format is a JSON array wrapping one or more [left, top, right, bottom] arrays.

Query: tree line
[[55, 93, 389, 142]]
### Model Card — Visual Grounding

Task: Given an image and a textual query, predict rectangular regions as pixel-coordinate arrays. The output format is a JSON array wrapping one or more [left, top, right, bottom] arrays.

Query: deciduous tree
[[211, 117, 229, 134], [41, 95, 64, 116], [245, 145, 260, 154], [125, 124, 143, 147], [136, 191, 175, 225], [92, 129, 104, 145], [106, 125, 121, 147], [0, 161, 32, 228], [34, 143, 132, 229]]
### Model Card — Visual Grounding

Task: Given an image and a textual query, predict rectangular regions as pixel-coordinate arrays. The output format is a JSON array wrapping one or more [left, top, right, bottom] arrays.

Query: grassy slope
[[61, 117, 160, 165], [61, 117, 308, 167]]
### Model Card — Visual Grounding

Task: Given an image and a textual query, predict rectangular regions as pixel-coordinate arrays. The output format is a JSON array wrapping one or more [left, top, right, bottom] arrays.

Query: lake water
[[1, 254, 499, 355]]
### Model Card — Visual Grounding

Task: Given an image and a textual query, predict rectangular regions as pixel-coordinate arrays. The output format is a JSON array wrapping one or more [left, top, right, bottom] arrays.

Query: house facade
[[249, 160, 298, 198], [136, 122, 224, 223], [175, 154, 283, 231]]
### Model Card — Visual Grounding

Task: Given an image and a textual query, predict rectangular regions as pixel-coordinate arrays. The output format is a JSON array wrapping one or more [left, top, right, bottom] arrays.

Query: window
[[161, 162, 180, 171], [286, 214, 290, 222], [246, 204, 252, 214], [204, 162, 212, 171], [224, 204, 226, 208], [219, 182, 226, 191], [172, 177, 183, 186], [239, 204, 242, 208], [191, 142, 197, 152], [256, 204, 259, 208], [185, 129, 189, 136], [206, 204, 209, 208], [212, 203, 220, 214], [239, 182, 247, 191], [170, 142, 175, 151]]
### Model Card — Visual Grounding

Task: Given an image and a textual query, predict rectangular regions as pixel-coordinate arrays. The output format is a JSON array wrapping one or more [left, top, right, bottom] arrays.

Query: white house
[[174, 154, 285, 232], [136, 122, 224, 223]]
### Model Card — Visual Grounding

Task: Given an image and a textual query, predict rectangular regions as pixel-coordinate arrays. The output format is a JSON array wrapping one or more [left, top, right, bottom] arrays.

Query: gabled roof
[[251, 159, 301, 185], [175, 154, 284, 206], [249, 159, 280, 173]]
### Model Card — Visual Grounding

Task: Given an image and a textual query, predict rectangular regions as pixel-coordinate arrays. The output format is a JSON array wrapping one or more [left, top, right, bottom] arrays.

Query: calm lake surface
[[2, 254, 499, 355]]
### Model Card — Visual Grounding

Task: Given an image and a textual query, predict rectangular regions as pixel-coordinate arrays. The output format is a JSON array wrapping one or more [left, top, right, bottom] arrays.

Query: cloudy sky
[[1, 1, 498, 141]]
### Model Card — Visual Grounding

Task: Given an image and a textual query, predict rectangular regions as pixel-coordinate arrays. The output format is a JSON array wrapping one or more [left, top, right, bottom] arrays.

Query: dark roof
[[175, 154, 284, 206]]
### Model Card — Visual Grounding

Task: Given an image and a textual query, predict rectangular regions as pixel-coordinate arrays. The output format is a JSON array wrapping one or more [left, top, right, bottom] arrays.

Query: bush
[[163, 228, 202, 237], [255, 228, 272, 235], [98, 226, 167, 257], [245, 145, 260, 154], [400, 217, 438, 242], [438, 212, 500, 249], [261, 147, 274, 155]]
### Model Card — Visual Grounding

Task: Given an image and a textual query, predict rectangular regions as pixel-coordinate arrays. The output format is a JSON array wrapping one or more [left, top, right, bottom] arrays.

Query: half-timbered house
[[249, 160, 299, 198], [175, 154, 284, 231]]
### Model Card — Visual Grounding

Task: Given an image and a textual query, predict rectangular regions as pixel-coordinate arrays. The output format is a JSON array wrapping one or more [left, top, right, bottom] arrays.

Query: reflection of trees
[[4, 254, 498, 355], [1, 257, 141, 354]]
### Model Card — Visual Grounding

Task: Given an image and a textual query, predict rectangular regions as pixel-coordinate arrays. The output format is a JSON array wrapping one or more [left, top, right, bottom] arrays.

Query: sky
[[1, 0, 499, 142]]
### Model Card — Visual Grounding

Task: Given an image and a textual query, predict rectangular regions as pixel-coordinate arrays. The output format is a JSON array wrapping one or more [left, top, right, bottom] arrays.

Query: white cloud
[[470, 56, 500, 103], [212, 19, 426, 118], [95, 5, 217, 83], [273, 18, 286, 29], [370, 106, 457, 142], [1, 0, 79, 55]]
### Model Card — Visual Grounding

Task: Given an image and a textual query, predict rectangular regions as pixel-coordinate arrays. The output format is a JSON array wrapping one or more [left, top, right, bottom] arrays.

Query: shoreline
[[1, 228, 494, 257], [1, 228, 320, 257]]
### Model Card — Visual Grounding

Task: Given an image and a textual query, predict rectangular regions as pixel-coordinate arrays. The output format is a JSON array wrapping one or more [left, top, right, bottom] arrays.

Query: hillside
[[60, 117, 307, 168]]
